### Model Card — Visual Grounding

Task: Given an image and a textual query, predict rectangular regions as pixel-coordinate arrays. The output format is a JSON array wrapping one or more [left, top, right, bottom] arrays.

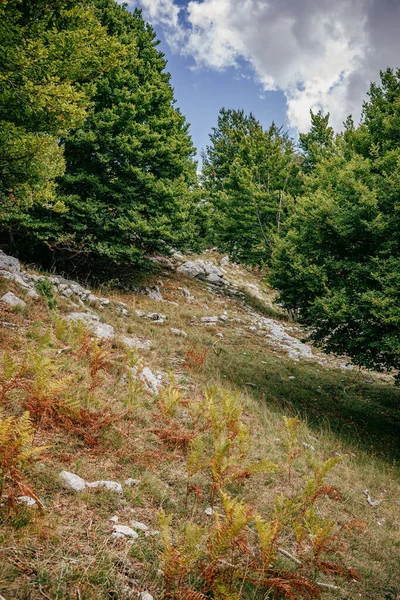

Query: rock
[[288, 376, 296, 380], [178, 286, 194, 299], [118, 307, 131, 317], [26, 288, 40, 299], [18, 495, 37, 507], [1, 291, 26, 308], [86, 480, 123, 494], [67, 312, 114, 339], [216, 333, 224, 338], [139, 592, 154, 600], [110, 516, 119, 523], [258, 317, 313, 361], [220, 255, 229, 266], [61, 288, 74, 298], [204, 507, 214, 516], [60, 471, 86, 491], [125, 478, 141, 487], [130, 366, 164, 395], [147, 312, 167, 322], [99, 298, 110, 306], [169, 328, 187, 338], [86, 294, 100, 304], [219, 315, 228, 322], [130, 519, 149, 532], [0, 270, 31, 288], [121, 336, 151, 350], [145, 530, 160, 537], [146, 286, 163, 302], [201, 316, 219, 324], [135, 310, 146, 318], [0, 250, 21, 273], [112, 524, 139, 539], [177, 260, 225, 286]]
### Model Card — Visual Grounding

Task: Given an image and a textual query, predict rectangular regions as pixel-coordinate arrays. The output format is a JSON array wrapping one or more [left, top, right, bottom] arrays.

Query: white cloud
[[130, 0, 400, 132]]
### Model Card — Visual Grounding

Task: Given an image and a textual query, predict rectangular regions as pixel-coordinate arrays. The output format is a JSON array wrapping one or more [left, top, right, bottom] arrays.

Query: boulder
[[177, 259, 225, 286], [1, 291, 26, 308], [146, 286, 163, 302], [0, 250, 20, 273]]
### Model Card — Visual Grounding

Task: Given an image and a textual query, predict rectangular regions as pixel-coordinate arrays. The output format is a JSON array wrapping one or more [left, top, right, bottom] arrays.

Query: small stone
[[86, 480, 123, 494], [204, 507, 214, 516], [147, 312, 167, 321], [216, 333, 224, 338], [288, 376, 296, 380], [62, 288, 74, 298], [139, 592, 154, 600], [18, 495, 37, 507], [60, 471, 86, 491], [1, 291, 26, 308], [125, 478, 141, 487], [99, 298, 110, 306], [145, 530, 160, 537], [220, 255, 229, 266], [110, 516, 119, 523], [146, 286, 163, 302], [169, 328, 188, 338], [130, 519, 149, 532], [112, 524, 139, 539], [135, 310, 146, 317], [121, 336, 151, 350], [26, 288, 40, 299], [118, 307, 131, 317], [201, 316, 219, 324], [219, 315, 228, 322], [86, 294, 99, 304]]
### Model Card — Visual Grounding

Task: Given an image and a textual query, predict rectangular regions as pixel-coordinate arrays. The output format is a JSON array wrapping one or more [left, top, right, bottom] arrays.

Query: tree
[[202, 109, 301, 265], [298, 110, 335, 173], [270, 70, 400, 371], [0, 0, 121, 219], [11, 1, 196, 275]]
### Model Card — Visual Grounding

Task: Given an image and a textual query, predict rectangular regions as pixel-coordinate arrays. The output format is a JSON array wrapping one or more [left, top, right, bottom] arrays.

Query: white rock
[[201, 316, 219, 324], [121, 336, 151, 350], [145, 530, 160, 537], [27, 288, 40, 299], [288, 376, 296, 380], [99, 298, 110, 306], [220, 255, 229, 266], [62, 288, 74, 298], [112, 524, 139, 539], [259, 317, 313, 361], [0, 270, 31, 288], [169, 328, 187, 338], [219, 315, 228, 322], [1, 291, 26, 308], [67, 312, 114, 339], [130, 519, 149, 532], [118, 307, 131, 317], [147, 312, 167, 322], [135, 310, 146, 317], [137, 366, 164, 394], [139, 592, 154, 600], [178, 286, 194, 299], [146, 286, 163, 302], [86, 294, 99, 304], [204, 507, 214, 516], [60, 471, 86, 491], [18, 495, 37, 507], [86, 480, 123, 494], [110, 516, 119, 523], [0, 250, 20, 273], [125, 478, 141, 487]]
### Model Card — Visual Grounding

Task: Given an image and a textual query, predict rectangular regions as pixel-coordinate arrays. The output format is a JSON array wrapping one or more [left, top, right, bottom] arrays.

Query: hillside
[[0, 249, 399, 600]]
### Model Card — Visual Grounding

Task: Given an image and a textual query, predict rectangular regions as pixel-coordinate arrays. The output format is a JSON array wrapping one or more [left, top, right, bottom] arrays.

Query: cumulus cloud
[[130, 0, 400, 132]]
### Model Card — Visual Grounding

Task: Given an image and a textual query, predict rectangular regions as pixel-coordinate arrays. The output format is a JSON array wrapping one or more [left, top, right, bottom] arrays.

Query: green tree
[[202, 109, 301, 265], [0, 0, 121, 219], [14, 2, 196, 275], [270, 70, 400, 371], [298, 110, 335, 173]]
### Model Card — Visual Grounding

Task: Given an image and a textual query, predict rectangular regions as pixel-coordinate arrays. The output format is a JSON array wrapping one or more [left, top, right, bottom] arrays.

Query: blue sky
[[155, 30, 288, 162], [124, 0, 400, 163]]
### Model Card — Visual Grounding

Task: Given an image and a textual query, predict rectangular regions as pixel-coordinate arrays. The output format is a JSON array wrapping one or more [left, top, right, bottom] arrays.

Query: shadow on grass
[[210, 339, 400, 462]]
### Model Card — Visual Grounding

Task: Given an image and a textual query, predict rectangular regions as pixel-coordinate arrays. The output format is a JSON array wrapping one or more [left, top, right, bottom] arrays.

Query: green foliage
[[0, 0, 122, 215], [35, 278, 57, 310], [298, 110, 335, 174], [201, 109, 301, 265], [271, 69, 400, 371]]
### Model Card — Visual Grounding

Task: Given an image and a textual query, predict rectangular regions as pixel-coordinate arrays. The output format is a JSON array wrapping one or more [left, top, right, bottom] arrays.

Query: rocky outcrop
[[177, 260, 225, 286]]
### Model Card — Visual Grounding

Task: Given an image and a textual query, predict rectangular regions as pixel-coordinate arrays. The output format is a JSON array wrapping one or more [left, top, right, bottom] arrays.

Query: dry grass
[[0, 257, 399, 599]]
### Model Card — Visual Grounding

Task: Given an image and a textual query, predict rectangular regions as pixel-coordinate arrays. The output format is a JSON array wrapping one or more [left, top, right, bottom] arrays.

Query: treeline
[[0, 0, 196, 276], [1, 2, 399, 372], [201, 70, 400, 373]]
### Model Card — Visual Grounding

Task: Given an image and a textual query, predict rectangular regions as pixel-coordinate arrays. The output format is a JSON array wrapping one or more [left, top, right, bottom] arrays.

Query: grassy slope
[[0, 256, 399, 600]]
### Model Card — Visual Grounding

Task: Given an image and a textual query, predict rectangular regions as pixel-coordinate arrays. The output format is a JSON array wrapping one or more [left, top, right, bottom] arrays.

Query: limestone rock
[[139, 592, 154, 600], [112, 524, 139, 539], [169, 328, 187, 338], [125, 478, 141, 487], [86, 480, 123, 494], [177, 260, 225, 286], [0, 250, 20, 273], [1, 291, 26, 308], [121, 336, 151, 350], [146, 286, 163, 302], [201, 316, 219, 324], [130, 519, 149, 532], [60, 471, 86, 491], [67, 312, 114, 339]]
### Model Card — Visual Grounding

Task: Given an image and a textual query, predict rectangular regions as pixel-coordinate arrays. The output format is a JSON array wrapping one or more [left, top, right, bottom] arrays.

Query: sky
[[121, 0, 400, 162]]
